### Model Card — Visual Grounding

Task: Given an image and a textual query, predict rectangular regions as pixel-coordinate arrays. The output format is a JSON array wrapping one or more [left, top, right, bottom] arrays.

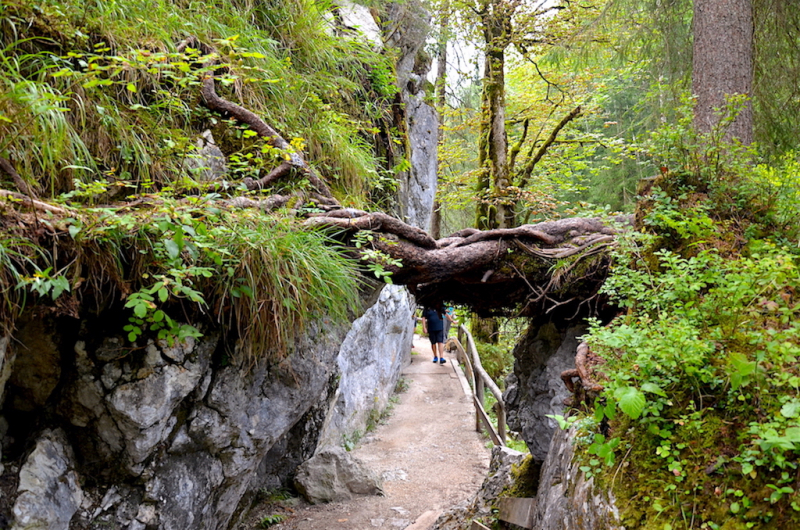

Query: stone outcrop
[[433, 428, 622, 530], [316, 284, 415, 449], [433, 446, 528, 530], [293, 446, 383, 504], [11, 428, 83, 530], [529, 427, 623, 530], [386, 0, 437, 232], [504, 322, 587, 462], [184, 130, 227, 181], [0, 283, 415, 530], [333, 0, 383, 50]]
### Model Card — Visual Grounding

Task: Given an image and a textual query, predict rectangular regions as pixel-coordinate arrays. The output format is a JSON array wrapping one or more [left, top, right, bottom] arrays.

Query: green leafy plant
[[352, 230, 403, 283], [17, 267, 70, 300], [259, 514, 287, 528]]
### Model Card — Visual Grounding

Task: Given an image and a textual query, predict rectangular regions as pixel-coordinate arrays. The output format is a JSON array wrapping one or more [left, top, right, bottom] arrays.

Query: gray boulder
[[184, 130, 227, 181], [529, 427, 623, 530], [316, 284, 414, 448], [294, 446, 383, 504], [11, 428, 83, 530]]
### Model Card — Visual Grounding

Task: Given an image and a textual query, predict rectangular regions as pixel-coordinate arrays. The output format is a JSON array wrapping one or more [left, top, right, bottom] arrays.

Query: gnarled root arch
[[306, 210, 632, 319]]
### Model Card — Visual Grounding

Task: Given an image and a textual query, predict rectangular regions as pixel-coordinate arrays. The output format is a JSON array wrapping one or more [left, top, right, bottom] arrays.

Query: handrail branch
[[450, 324, 507, 446]]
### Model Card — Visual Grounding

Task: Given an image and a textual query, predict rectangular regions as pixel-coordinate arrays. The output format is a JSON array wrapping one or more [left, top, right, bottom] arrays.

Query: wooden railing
[[448, 324, 507, 447]]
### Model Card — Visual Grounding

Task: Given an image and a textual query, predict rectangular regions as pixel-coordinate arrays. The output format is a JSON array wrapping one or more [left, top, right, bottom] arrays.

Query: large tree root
[[561, 341, 605, 406], [308, 210, 631, 318], [176, 37, 337, 202]]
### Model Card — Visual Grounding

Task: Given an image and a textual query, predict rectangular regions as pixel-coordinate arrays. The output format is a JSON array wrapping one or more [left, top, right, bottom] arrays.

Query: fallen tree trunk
[[307, 211, 631, 318]]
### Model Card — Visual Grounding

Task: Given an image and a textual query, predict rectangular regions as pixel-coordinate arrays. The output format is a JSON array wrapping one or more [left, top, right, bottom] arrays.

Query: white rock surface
[[12, 429, 83, 530], [294, 446, 383, 504], [335, 1, 382, 50], [316, 284, 415, 448]]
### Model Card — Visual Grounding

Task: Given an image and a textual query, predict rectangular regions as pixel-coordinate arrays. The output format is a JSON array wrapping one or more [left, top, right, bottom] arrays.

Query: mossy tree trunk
[[474, 0, 518, 342]]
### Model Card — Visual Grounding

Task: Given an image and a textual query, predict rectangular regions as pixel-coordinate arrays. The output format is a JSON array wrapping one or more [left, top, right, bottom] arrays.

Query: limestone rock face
[[504, 322, 586, 462], [11, 428, 83, 530], [294, 446, 383, 504], [402, 92, 438, 232], [530, 427, 623, 530], [184, 130, 227, 181], [316, 284, 414, 449], [334, 0, 383, 50], [385, 0, 437, 232], [8, 317, 61, 412]]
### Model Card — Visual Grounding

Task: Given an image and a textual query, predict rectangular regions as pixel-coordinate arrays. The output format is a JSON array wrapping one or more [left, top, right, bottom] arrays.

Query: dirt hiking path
[[267, 335, 491, 530]]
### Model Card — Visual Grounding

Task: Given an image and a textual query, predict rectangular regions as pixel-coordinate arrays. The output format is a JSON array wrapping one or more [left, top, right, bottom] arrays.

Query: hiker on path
[[444, 306, 457, 338], [422, 302, 456, 364]]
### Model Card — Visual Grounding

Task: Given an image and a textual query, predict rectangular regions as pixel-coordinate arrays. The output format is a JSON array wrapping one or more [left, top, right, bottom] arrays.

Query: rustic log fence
[[447, 324, 507, 447]]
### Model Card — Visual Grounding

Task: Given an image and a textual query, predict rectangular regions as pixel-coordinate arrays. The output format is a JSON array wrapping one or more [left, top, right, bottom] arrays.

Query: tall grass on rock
[[0, 0, 398, 201]]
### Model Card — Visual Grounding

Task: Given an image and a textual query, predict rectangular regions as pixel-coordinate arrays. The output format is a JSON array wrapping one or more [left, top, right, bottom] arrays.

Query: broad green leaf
[[641, 382, 667, 397], [614, 386, 646, 419], [164, 239, 180, 259], [781, 402, 800, 419], [729, 352, 756, 390], [785, 427, 800, 443], [133, 303, 147, 318]]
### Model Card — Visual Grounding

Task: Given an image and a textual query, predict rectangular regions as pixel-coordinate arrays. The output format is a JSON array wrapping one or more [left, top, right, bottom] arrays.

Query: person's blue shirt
[[422, 307, 444, 332]]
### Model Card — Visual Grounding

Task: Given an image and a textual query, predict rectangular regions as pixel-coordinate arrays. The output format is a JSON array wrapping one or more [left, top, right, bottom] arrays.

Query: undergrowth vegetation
[[0, 0, 401, 202], [571, 105, 800, 529], [1, 196, 361, 361], [0, 0, 402, 358]]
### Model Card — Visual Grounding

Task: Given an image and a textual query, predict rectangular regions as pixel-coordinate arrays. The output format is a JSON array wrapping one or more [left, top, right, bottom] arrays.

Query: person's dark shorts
[[428, 330, 444, 345]]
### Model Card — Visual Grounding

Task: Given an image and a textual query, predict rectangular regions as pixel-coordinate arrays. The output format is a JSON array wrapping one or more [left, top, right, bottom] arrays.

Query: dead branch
[[305, 211, 436, 249], [0, 157, 37, 198], [0, 190, 66, 214]]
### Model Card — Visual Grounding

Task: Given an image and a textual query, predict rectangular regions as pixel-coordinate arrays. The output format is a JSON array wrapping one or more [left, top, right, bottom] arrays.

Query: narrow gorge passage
[[263, 336, 491, 530]]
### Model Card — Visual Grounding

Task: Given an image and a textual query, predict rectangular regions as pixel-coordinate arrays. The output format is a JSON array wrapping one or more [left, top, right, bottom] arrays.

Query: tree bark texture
[[476, 1, 515, 231], [692, 0, 754, 143], [308, 212, 630, 320]]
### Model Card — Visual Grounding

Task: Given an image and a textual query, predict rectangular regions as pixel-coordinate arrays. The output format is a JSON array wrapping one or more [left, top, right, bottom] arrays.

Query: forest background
[[3, 0, 800, 528]]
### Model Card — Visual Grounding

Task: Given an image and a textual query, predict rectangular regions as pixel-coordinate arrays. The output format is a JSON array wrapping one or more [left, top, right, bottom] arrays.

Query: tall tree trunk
[[692, 0, 754, 143], [475, 2, 515, 233], [473, 2, 515, 343], [431, 0, 450, 240]]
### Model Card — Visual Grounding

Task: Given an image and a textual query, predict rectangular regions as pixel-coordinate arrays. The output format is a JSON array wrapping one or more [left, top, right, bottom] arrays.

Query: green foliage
[[352, 230, 403, 283], [259, 514, 287, 528], [342, 429, 362, 452], [3, 194, 361, 361], [473, 339, 513, 383], [578, 118, 800, 527], [0, 0, 400, 202]]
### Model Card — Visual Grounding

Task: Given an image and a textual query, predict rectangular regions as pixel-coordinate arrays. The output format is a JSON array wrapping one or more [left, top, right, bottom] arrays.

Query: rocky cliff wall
[[386, 0, 438, 232], [529, 427, 623, 530], [504, 322, 587, 463], [0, 284, 418, 530], [0, 312, 351, 530]]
